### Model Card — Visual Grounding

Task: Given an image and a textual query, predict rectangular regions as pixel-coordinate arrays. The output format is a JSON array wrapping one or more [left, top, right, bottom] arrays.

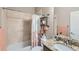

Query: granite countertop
[[42, 39, 79, 51], [67, 45, 79, 51]]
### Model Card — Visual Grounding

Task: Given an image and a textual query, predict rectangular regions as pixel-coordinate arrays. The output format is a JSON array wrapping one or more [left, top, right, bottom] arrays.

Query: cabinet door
[[70, 11, 79, 40], [0, 28, 6, 50]]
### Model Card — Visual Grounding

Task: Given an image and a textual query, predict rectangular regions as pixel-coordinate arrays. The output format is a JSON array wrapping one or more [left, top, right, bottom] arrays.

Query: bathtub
[[7, 42, 31, 51]]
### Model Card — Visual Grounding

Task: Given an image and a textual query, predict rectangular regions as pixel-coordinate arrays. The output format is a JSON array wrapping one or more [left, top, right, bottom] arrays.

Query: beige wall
[[0, 8, 6, 50], [54, 7, 79, 36]]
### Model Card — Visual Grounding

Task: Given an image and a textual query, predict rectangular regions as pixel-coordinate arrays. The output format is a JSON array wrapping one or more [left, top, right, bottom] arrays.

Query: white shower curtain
[[31, 14, 40, 47]]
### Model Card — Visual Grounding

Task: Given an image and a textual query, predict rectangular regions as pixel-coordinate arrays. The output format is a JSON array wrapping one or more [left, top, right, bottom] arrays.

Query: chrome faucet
[[64, 40, 69, 45]]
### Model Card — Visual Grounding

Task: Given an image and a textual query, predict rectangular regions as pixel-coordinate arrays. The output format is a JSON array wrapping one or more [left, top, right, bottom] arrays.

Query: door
[[23, 20, 31, 47]]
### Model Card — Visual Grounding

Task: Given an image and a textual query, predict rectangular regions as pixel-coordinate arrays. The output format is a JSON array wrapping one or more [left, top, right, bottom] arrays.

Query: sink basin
[[52, 44, 74, 51]]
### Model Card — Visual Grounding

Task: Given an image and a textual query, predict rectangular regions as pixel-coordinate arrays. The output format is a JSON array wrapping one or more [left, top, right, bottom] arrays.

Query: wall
[[54, 7, 79, 36], [0, 8, 6, 50]]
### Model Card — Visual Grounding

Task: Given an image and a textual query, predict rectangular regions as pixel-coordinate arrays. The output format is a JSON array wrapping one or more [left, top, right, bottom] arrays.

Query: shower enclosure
[[1, 8, 32, 50]]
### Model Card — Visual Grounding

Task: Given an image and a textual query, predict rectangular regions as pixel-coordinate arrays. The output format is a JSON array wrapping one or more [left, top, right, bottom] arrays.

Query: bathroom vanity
[[42, 39, 79, 51]]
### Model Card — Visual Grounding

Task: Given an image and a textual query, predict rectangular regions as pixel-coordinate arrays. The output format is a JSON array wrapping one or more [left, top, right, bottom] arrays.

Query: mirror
[[70, 11, 79, 40]]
